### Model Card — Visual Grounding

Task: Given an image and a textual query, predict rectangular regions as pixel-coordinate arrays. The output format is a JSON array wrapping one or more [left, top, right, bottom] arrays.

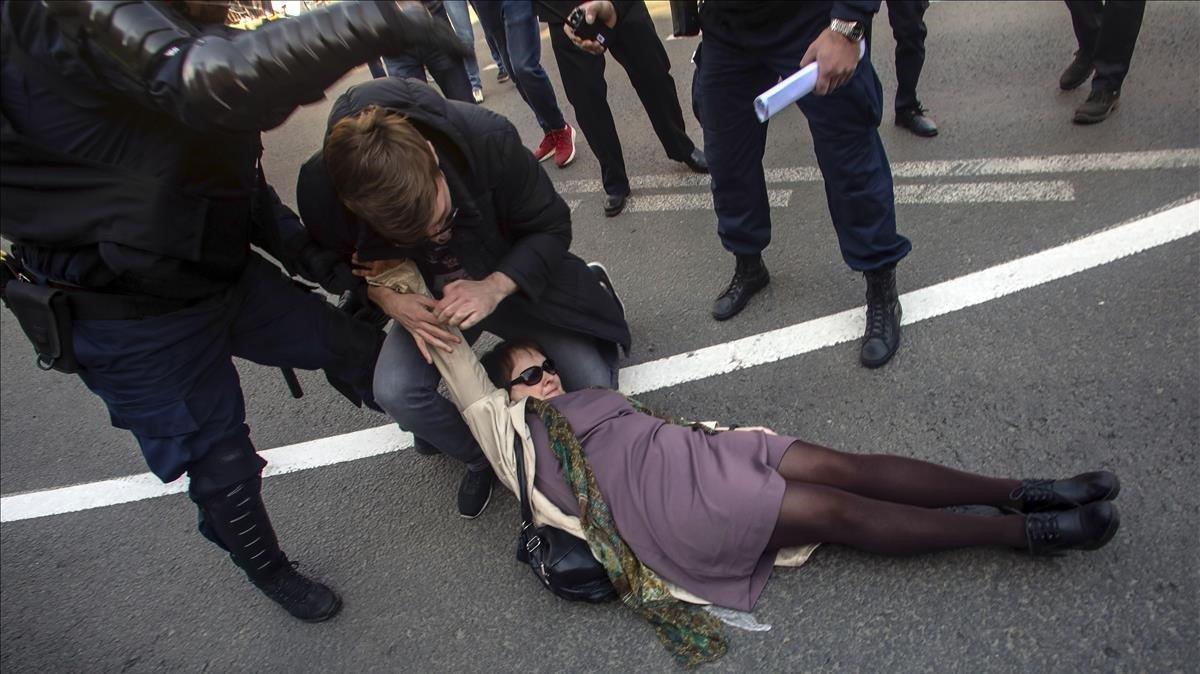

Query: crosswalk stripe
[[552, 148, 1200, 194]]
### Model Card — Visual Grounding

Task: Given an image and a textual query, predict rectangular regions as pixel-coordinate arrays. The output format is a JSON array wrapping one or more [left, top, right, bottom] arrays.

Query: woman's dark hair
[[481, 339, 547, 389]]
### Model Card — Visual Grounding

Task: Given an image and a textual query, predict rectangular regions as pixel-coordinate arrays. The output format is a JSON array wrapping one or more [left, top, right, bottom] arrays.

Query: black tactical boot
[[712, 254, 769, 321], [1009, 471, 1120, 513], [860, 265, 902, 368], [198, 479, 342, 622], [1058, 50, 1094, 91], [1024, 501, 1120, 556]]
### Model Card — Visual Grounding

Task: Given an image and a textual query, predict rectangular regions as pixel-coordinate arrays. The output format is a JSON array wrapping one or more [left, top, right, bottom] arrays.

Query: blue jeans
[[444, 0, 482, 90], [470, 0, 566, 131], [383, 3, 474, 103], [373, 300, 617, 468], [697, 33, 911, 270]]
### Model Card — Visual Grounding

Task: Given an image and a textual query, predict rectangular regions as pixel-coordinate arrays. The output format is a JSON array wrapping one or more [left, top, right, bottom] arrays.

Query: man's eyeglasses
[[429, 205, 458, 240], [507, 360, 557, 389]]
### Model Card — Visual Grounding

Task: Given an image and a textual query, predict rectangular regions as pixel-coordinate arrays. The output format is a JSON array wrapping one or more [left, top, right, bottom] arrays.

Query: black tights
[[767, 440, 1027, 554]]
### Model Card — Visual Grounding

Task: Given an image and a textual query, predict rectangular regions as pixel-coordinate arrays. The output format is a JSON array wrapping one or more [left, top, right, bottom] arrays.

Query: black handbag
[[512, 432, 616, 603]]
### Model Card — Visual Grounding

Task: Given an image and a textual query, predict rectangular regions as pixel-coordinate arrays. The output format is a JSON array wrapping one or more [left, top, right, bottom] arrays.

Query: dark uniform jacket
[[296, 77, 632, 352]]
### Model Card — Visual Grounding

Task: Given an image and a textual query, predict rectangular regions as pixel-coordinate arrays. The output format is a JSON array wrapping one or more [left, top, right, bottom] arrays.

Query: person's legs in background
[[1061, 0, 1101, 90], [796, 55, 911, 368], [383, 51, 428, 80], [887, 0, 938, 137], [696, 38, 776, 322], [443, 0, 485, 102], [1073, 0, 1146, 124]]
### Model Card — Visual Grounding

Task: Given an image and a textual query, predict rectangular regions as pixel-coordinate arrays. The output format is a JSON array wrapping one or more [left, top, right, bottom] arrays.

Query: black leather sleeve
[[42, 1, 470, 131]]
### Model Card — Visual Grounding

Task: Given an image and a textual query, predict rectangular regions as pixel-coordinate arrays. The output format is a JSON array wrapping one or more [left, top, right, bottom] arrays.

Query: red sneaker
[[532, 131, 556, 163], [553, 124, 576, 168]]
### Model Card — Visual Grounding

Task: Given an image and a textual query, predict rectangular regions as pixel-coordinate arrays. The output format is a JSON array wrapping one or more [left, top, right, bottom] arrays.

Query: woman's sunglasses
[[507, 359, 557, 389]]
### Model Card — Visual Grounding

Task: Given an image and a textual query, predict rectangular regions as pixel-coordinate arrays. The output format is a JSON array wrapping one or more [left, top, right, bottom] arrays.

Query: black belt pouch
[[4, 281, 81, 373]]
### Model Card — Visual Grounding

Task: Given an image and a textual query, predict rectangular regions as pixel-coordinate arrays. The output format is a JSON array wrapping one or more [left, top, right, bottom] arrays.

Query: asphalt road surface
[[2, 2, 1197, 671]]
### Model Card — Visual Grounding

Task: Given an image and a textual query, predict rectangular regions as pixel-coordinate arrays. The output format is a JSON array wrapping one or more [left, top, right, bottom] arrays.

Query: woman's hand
[[366, 285, 460, 364], [350, 252, 405, 280], [714, 425, 778, 435]]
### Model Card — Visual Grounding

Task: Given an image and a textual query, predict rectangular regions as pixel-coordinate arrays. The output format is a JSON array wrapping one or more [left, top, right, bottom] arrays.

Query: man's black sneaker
[[251, 560, 342, 622], [497, 68, 510, 83], [1010, 471, 1121, 513], [588, 261, 625, 318], [458, 467, 495, 519], [603, 193, 628, 217], [1059, 51, 1094, 91], [895, 106, 939, 137], [1073, 88, 1119, 124], [1024, 501, 1120, 556], [712, 255, 769, 321], [413, 436, 441, 456], [860, 266, 901, 368]]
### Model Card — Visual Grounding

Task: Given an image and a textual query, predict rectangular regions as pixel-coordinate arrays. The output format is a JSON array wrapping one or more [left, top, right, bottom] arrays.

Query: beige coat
[[370, 262, 817, 604]]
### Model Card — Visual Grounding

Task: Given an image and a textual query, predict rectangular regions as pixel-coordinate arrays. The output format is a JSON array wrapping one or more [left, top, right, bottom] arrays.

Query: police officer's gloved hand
[[294, 243, 358, 295], [337, 286, 390, 331]]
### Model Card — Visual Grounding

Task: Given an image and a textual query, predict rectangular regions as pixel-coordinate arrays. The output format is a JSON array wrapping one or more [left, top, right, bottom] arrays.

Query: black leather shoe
[[1073, 88, 1119, 124], [1010, 471, 1120, 513], [1059, 51, 1094, 91], [603, 193, 628, 217], [413, 436, 441, 456], [860, 266, 902, 368], [1025, 502, 1120, 556], [895, 106, 938, 137], [683, 148, 708, 174], [458, 466, 494, 519], [712, 255, 769, 321], [251, 559, 343, 622]]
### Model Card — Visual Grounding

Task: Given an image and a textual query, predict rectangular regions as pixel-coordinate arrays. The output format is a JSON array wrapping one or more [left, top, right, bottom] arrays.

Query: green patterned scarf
[[526, 397, 728, 668]]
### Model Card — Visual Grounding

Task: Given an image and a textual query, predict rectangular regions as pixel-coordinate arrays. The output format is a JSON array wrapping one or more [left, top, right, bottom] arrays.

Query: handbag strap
[[511, 431, 536, 528]]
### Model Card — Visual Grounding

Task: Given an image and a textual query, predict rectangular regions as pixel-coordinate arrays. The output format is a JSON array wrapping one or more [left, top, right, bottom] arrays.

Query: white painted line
[[2, 199, 1197, 522], [566, 199, 581, 212], [626, 190, 792, 212], [895, 180, 1074, 204], [552, 148, 1200, 194]]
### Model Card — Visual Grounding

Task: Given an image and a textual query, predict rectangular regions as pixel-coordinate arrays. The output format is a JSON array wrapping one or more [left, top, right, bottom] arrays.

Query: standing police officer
[[693, 1, 912, 368], [0, 0, 467, 621]]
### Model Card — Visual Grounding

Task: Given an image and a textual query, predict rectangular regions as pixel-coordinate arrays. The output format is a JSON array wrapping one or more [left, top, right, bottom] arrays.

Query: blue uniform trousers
[[696, 31, 911, 271], [71, 255, 380, 503]]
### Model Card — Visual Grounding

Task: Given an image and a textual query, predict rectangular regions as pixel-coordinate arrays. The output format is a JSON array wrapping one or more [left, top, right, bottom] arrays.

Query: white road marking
[[552, 148, 1200, 194], [895, 180, 1075, 204], [627, 190, 793, 212], [2, 199, 1197, 523]]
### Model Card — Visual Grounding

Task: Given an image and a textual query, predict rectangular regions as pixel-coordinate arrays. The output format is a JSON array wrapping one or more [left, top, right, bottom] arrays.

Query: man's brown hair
[[323, 105, 440, 245]]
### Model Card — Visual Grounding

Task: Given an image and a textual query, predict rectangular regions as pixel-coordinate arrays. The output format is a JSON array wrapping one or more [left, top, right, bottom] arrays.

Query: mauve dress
[[525, 389, 797, 612]]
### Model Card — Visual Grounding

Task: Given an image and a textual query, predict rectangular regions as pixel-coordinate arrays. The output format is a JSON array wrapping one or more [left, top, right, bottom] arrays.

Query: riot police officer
[[0, 0, 467, 621]]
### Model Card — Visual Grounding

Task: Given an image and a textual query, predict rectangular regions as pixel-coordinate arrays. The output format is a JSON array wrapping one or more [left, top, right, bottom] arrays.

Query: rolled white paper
[[754, 41, 867, 122]]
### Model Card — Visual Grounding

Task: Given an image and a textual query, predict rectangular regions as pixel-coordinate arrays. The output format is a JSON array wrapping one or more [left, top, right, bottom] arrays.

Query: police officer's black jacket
[[0, 0, 464, 301], [296, 77, 632, 353]]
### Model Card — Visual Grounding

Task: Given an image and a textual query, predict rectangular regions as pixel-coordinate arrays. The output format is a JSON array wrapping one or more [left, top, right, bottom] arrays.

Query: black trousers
[[1065, 0, 1146, 92], [886, 0, 930, 112], [547, 1, 695, 197]]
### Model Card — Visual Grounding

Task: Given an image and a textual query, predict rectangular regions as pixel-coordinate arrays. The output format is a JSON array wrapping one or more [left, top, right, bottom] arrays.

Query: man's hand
[[563, 0, 617, 55], [366, 285, 460, 364], [434, 272, 517, 330], [800, 27, 860, 96], [714, 425, 779, 435]]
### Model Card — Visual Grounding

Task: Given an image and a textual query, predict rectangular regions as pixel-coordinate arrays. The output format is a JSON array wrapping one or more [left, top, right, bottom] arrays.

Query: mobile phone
[[567, 6, 608, 46]]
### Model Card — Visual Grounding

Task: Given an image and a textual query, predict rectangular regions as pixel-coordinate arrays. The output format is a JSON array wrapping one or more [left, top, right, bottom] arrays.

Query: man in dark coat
[[297, 77, 630, 519], [0, 0, 468, 621]]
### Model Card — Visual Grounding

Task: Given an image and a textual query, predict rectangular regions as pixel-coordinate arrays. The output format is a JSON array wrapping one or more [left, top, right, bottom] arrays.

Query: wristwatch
[[830, 18, 865, 43]]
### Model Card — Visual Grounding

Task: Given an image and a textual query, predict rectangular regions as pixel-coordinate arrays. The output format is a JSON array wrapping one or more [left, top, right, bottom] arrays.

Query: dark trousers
[[696, 34, 911, 270], [1065, 0, 1146, 92], [382, 3, 474, 103], [71, 255, 380, 501], [546, 1, 695, 197], [472, 0, 566, 132], [886, 0, 929, 112]]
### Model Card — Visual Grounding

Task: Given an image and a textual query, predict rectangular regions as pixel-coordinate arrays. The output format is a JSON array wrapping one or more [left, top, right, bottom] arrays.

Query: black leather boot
[[1059, 50, 1094, 91], [198, 478, 342, 622], [1010, 471, 1121, 513], [712, 254, 769, 321], [860, 265, 902, 368], [1024, 501, 1120, 556]]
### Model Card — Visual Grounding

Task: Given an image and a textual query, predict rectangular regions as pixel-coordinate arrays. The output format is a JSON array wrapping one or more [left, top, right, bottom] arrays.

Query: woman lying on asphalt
[[362, 260, 1121, 665]]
